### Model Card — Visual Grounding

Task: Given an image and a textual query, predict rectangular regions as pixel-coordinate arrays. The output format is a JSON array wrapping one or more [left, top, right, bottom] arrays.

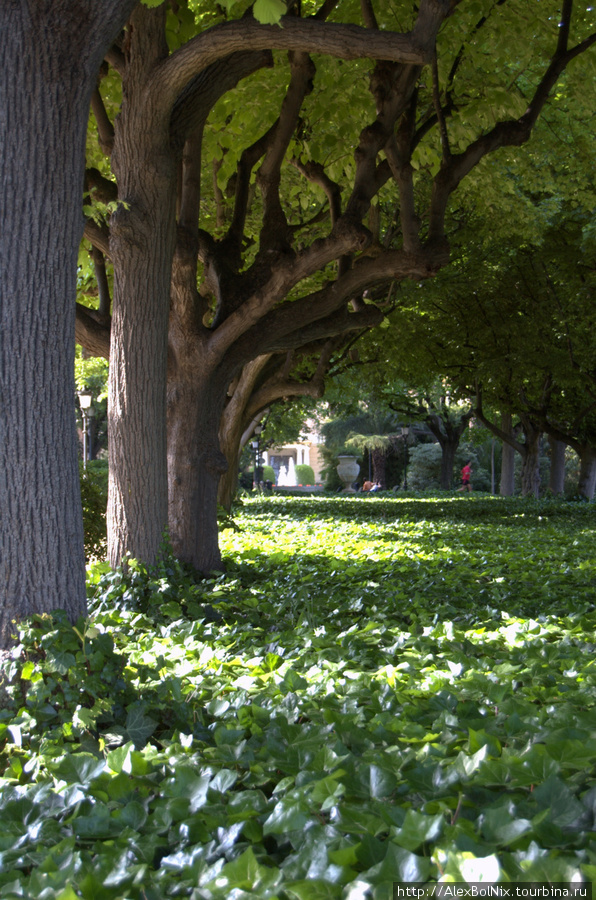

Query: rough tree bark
[[0, 0, 135, 648], [107, 6, 178, 567]]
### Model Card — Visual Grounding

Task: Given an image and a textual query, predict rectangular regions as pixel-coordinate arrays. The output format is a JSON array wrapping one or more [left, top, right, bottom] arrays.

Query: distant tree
[[75, 0, 596, 572], [408, 443, 489, 492]]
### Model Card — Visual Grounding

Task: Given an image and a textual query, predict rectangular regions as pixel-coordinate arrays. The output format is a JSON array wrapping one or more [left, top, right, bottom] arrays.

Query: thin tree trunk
[[548, 437, 566, 495], [0, 1, 134, 647], [499, 412, 516, 496]]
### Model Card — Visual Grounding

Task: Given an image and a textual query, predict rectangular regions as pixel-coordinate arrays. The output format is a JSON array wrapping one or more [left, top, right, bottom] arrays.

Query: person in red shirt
[[457, 460, 472, 493]]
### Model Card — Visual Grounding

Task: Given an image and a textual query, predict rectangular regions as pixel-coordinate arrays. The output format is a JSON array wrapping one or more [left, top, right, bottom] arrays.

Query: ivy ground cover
[[2, 495, 596, 898]]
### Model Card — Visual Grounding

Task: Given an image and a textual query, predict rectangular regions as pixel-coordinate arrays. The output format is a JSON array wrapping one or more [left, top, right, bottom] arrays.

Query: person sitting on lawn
[[362, 480, 374, 492]]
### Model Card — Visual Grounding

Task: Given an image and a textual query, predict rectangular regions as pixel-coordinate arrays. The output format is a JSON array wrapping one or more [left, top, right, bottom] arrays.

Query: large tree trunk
[[499, 412, 516, 496], [371, 448, 387, 486], [167, 367, 229, 572], [578, 446, 596, 500], [0, 1, 134, 647], [439, 439, 458, 490], [520, 425, 542, 498], [107, 7, 176, 567], [548, 437, 566, 495]]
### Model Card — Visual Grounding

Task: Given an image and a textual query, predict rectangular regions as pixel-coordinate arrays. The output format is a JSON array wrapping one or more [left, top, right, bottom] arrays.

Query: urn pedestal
[[336, 455, 360, 492]]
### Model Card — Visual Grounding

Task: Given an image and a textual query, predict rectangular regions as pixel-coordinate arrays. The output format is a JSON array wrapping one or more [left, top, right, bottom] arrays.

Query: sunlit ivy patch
[[1, 496, 596, 897]]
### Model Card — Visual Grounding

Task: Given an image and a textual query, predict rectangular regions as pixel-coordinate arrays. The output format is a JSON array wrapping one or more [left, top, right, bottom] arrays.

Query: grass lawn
[[1, 494, 596, 898]]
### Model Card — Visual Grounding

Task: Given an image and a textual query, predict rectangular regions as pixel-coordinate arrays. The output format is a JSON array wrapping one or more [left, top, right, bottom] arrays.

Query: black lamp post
[[251, 424, 263, 489], [401, 425, 410, 490], [77, 390, 94, 470]]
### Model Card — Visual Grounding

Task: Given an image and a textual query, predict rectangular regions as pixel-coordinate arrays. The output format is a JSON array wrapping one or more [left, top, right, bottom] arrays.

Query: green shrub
[[262, 464, 276, 483], [249, 464, 276, 484], [294, 463, 315, 485]]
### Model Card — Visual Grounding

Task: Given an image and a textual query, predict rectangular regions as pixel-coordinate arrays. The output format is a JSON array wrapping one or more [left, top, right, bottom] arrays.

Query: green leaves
[[2, 496, 596, 895], [253, 0, 287, 25]]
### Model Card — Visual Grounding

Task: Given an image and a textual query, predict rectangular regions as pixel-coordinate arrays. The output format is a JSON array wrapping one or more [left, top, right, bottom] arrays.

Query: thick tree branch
[[75, 304, 111, 359], [171, 128, 209, 330], [220, 354, 273, 444], [257, 51, 316, 253], [344, 60, 421, 225], [149, 5, 451, 128], [360, 0, 378, 30], [314, 0, 341, 20], [244, 241, 447, 363], [385, 90, 421, 252], [90, 87, 115, 156], [105, 44, 126, 74], [91, 246, 111, 318], [245, 338, 339, 417], [173, 54, 277, 329], [170, 51, 272, 146], [222, 121, 278, 266], [206, 219, 375, 360], [474, 387, 526, 456], [84, 218, 111, 258], [85, 167, 118, 204], [260, 304, 385, 356]]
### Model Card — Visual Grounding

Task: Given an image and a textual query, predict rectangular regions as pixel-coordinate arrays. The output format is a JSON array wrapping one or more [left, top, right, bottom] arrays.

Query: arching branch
[[148, 5, 451, 129]]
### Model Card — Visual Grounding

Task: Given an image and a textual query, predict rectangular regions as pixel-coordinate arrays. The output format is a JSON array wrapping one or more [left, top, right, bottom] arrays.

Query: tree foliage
[[74, 0, 596, 574]]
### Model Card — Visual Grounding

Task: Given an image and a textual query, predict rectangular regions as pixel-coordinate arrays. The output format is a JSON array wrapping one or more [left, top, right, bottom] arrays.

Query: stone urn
[[336, 455, 360, 492]]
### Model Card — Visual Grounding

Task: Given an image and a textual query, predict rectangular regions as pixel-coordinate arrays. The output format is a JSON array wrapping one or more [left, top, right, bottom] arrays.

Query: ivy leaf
[[253, 0, 286, 25], [125, 705, 157, 748], [263, 797, 310, 834], [44, 647, 76, 674], [392, 810, 444, 851], [285, 880, 342, 900]]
